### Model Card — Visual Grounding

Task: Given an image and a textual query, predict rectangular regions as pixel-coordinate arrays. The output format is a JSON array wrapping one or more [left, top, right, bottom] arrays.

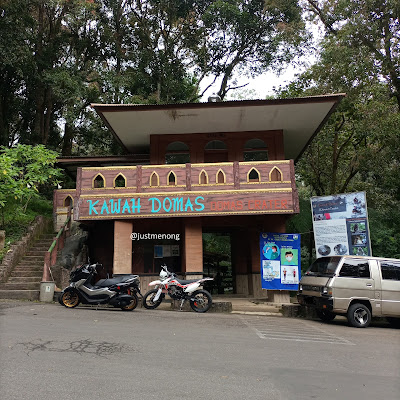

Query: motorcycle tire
[[142, 289, 163, 309], [190, 289, 212, 313], [60, 289, 80, 308], [121, 293, 139, 311]]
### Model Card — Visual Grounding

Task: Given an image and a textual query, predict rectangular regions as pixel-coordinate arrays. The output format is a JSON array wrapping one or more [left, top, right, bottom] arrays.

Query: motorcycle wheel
[[190, 289, 212, 313], [142, 289, 163, 309], [60, 290, 80, 308], [121, 293, 138, 311]]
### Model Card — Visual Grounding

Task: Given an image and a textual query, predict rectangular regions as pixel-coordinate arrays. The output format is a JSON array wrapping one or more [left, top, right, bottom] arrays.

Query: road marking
[[240, 316, 354, 345]]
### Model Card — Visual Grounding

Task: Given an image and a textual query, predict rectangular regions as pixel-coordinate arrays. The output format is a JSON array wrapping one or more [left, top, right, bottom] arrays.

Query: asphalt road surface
[[0, 301, 399, 400]]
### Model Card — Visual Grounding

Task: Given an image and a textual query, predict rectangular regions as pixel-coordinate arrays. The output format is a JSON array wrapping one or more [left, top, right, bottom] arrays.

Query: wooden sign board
[[76, 189, 297, 220]]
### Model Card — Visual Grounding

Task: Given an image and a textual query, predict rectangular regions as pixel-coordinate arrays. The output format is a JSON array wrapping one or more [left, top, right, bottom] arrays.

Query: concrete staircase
[[0, 233, 55, 300]]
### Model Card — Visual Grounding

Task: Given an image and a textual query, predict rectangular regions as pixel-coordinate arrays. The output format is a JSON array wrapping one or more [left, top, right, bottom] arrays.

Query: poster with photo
[[163, 245, 172, 257], [311, 192, 372, 258], [154, 245, 163, 258], [260, 233, 301, 291], [171, 245, 180, 257]]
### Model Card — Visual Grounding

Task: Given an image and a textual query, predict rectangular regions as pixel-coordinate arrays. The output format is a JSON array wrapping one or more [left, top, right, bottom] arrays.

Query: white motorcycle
[[142, 265, 213, 313]]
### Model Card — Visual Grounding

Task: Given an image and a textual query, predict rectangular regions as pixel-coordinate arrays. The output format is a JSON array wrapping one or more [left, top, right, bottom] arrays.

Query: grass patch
[[0, 197, 53, 262]]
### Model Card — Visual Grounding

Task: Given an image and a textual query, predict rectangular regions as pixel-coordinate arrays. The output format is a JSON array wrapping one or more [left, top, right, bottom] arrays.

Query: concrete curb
[[231, 311, 283, 317]]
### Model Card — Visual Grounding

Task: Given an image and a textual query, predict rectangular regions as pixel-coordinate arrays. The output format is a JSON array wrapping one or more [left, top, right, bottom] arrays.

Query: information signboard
[[311, 191, 372, 258]]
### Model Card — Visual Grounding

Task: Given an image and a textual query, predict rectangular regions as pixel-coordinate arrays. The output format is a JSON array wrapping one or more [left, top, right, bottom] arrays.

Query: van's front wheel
[[347, 303, 371, 328]]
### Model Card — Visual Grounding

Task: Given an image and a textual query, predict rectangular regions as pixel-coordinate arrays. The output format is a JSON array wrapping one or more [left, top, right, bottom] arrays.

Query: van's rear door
[[379, 260, 400, 317]]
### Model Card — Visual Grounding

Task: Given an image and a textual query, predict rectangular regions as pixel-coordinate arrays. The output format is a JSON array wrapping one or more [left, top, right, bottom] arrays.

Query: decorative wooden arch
[[113, 173, 127, 188], [216, 169, 226, 184], [167, 170, 177, 186], [63, 195, 74, 208], [269, 166, 283, 182], [199, 170, 209, 185], [92, 173, 106, 188], [247, 167, 261, 182], [149, 171, 160, 187]]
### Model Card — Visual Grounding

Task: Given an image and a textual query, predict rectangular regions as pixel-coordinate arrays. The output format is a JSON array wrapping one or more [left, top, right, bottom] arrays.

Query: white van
[[297, 256, 400, 328]]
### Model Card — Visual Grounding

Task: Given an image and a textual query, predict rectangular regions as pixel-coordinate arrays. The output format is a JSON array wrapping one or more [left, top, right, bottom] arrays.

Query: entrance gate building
[[54, 95, 344, 301]]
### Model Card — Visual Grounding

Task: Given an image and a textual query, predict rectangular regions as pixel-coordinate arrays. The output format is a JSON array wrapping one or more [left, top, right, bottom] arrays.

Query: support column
[[232, 228, 249, 295], [248, 227, 268, 298], [113, 220, 133, 275], [183, 218, 203, 277]]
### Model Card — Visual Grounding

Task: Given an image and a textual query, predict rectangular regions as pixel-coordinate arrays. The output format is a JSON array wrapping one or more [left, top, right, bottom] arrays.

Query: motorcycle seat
[[95, 275, 136, 287], [174, 278, 200, 285]]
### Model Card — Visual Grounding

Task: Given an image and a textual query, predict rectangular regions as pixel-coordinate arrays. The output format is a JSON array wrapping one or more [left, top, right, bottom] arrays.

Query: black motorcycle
[[59, 263, 141, 311]]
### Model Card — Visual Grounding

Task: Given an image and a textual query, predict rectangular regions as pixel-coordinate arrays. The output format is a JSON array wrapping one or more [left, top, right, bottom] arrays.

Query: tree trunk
[[0, 96, 9, 147], [62, 123, 74, 156], [42, 88, 53, 145]]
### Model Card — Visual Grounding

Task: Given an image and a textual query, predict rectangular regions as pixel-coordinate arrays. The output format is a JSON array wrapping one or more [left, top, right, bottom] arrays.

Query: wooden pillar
[[232, 228, 249, 295], [113, 220, 133, 274], [183, 218, 203, 277]]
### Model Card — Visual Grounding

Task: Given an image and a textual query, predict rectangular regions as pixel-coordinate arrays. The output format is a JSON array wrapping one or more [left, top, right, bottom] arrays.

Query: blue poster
[[260, 233, 301, 291]]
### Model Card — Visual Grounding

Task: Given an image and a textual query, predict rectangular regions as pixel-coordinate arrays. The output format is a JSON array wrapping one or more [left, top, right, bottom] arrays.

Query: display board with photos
[[311, 191, 372, 258]]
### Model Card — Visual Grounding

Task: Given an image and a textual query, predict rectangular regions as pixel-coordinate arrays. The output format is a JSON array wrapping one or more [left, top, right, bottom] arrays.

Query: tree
[[304, 0, 400, 110], [0, 0, 309, 152], [276, 29, 400, 197], [276, 26, 400, 258], [0, 144, 62, 227], [197, 0, 308, 99]]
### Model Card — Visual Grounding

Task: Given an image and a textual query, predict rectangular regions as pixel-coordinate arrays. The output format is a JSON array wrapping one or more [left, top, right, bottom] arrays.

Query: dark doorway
[[132, 240, 181, 275], [202, 232, 233, 295]]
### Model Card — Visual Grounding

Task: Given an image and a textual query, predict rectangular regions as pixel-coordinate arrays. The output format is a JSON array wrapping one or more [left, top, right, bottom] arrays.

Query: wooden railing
[[42, 207, 72, 282]]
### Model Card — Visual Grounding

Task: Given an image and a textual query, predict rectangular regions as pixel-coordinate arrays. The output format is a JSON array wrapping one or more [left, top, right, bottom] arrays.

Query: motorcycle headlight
[[299, 284, 303, 292]]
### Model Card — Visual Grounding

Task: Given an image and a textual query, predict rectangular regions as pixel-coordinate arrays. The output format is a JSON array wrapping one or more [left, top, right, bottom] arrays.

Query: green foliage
[[0, 0, 309, 153], [203, 233, 231, 259], [199, 0, 308, 98], [286, 185, 315, 271], [280, 1, 400, 260], [304, 0, 400, 109], [0, 144, 61, 223]]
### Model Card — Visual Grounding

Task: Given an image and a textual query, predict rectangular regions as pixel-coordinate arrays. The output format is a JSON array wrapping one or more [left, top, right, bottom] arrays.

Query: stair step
[[0, 282, 41, 290], [22, 255, 45, 260], [11, 270, 43, 277], [0, 290, 40, 301], [33, 241, 55, 247], [14, 266, 43, 271], [30, 246, 51, 252], [19, 259, 45, 266], [8, 277, 42, 283], [26, 250, 49, 256]]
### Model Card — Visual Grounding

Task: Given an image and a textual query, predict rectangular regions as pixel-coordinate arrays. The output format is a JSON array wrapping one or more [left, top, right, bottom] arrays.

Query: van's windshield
[[305, 257, 340, 277]]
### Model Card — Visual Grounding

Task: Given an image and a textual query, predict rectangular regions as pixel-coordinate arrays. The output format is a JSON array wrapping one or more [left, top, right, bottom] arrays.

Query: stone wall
[[51, 222, 89, 289], [0, 216, 53, 282]]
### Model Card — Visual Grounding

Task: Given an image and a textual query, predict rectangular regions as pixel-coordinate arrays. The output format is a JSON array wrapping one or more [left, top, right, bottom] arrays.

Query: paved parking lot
[[240, 315, 355, 345], [0, 301, 399, 400]]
